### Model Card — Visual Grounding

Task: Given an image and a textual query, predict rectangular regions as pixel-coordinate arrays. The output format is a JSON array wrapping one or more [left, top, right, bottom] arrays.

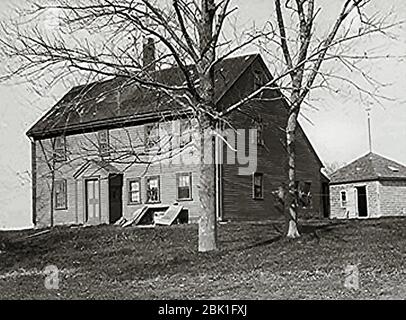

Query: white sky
[[0, 0, 405, 229]]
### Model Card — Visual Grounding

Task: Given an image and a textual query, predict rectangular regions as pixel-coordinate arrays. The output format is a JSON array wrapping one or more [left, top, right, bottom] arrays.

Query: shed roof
[[330, 152, 406, 184], [27, 54, 259, 138]]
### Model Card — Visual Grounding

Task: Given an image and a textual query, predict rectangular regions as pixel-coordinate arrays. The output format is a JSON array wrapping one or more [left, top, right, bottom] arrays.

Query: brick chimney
[[142, 37, 156, 72]]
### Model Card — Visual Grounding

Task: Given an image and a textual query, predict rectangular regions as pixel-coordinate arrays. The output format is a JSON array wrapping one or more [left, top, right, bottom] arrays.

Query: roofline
[[214, 53, 259, 104], [26, 86, 79, 137], [217, 53, 324, 169], [297, 121, 324, 168], [329, 151, 373, 177], [330, 176, 406, 185], [275, 93, 325, 169], [27, 53, 260, 139], [27, 109, 194, 139]]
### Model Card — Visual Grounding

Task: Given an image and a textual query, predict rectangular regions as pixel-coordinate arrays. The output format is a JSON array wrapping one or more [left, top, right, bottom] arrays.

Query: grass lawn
[[0, 218, 405, 299]]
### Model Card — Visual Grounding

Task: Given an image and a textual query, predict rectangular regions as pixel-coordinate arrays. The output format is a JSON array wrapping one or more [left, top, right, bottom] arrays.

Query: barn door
[[85, 179, 101, 224]]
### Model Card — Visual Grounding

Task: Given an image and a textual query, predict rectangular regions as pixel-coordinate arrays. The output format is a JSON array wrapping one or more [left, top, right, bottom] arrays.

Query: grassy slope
[[0, 218, 405, 299]]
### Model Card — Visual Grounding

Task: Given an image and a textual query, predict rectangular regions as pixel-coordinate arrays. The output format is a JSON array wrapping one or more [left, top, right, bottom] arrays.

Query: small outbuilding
[[329, 152, 406, 219]]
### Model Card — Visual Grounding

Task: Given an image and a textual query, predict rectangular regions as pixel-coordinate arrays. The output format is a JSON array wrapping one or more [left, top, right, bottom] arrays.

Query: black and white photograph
[[0, 0, 405, 305]]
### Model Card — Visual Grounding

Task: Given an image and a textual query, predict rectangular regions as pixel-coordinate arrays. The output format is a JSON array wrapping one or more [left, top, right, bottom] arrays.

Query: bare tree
[[323, 161, 346, 177], [218, 0, 401, 238], [0, 0, 268, 251], [270, 0, 402, 238], [0, 0, 400, 243]]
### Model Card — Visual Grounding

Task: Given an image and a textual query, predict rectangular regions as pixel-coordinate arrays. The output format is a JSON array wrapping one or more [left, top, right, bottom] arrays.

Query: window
[[254, 70, 263, 91], [251, 119, 264, 146], [341, 190, 347, 207], [256, 122, 264, 146], [54, 136, 66, 161], [160, 123, 173, 152], [300, 182, 312, 208], [145, 124, 160, 151], [54, 179, 67, 210], [295, 181, 312, 208], [253, 173, 264, 199], [177, 173, 192, 201], [98, 130, 110, 157], [388, 165, 399, 172], [146, 176, 160, 203], [180, 118, 192, 147], [128, 179, 141, 204]]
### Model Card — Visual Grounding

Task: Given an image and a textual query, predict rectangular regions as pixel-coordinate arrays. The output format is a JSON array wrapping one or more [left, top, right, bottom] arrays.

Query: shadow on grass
[[299, 221, 346, 236], [241, 234, 283, 250]]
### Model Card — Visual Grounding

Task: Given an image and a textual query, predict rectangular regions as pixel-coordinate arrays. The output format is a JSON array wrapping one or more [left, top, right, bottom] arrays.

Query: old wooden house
[[27, 52, 327, 228], [330, 152, 406, 219]]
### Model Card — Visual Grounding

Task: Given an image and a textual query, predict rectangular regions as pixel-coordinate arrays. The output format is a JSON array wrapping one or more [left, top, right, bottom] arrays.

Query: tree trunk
[[286, 111, 300, 239], [197, 0, 217, 252], [198, 115, 217, 252]]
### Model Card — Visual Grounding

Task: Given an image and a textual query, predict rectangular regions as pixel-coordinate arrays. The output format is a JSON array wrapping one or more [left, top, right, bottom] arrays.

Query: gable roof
[[330, 152, 406, 184], [27, 54, 259, 138], [73, 159, 120, 179]]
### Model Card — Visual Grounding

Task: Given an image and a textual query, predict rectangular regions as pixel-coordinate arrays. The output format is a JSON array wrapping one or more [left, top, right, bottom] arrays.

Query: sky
[[0, 0, 405, 230]]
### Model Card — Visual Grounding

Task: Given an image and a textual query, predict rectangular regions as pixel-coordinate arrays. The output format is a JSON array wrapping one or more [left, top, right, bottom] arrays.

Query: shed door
[[356, 186, 368, 217], [85, 179, 101, 224]]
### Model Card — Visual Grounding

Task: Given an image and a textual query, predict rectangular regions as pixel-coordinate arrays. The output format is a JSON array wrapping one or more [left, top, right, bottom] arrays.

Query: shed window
[[177, 173, 192, 201], [146, 176, 160, 203], [128, 179, 141, 204], [253, 173, 264, 199], [55, 179, 67, 210], [98, 130, 110, 157], [341, 191, 347, 207], [54, 136, 66, 161]]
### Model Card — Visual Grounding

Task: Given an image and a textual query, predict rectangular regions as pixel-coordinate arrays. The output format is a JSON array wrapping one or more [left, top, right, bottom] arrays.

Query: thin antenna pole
[[366, 108, 372, 153]]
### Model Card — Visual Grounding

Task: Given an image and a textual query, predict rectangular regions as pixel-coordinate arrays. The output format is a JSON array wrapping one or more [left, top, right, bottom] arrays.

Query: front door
[[85, 179, 101, 224], [356, 186, 368, 217], [322, 182, 330, 218], [109, 174, 123, 224]]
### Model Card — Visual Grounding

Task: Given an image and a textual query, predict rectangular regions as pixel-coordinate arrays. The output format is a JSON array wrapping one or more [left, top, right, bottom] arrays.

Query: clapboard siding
[[220, 58, 324, 221], [33, 118, 202, 227], [32, 55, 324, 227]]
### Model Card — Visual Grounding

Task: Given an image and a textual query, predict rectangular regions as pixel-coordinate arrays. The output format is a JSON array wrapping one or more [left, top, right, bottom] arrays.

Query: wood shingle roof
[[330, 152, 406, 184], [27, 54, 259, 138]]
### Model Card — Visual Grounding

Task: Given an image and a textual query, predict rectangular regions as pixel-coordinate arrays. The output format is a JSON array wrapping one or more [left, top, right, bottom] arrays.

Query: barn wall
[[219, 57, 324, 221], [329, 181, 380, 219], [378, 180, 406, 217]]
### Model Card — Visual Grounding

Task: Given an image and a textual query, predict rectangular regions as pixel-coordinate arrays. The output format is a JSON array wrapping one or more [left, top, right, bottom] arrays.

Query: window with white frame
[[54, 179, 67, 210], [98, 129, 110, 157], [177, 173, 192, 201], [128, 179, 141, 204], [180, 118, 192, 148], [54, 136, 66, 161], [145, 123, 160, 151], [146, 176, 160, 203]]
